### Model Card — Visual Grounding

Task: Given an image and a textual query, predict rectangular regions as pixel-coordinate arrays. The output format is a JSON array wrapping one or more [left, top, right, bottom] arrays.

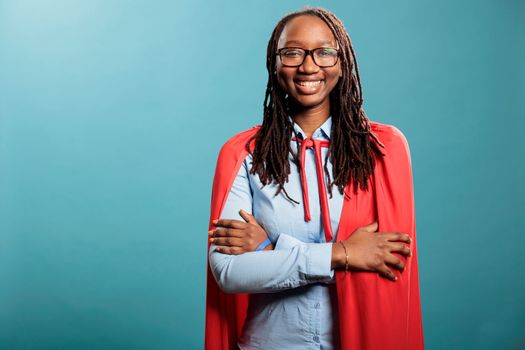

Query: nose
[[298, 52, 319, 74]]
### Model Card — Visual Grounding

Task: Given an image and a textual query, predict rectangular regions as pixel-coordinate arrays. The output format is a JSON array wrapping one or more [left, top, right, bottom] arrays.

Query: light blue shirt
[[209, 117, 344, 350]]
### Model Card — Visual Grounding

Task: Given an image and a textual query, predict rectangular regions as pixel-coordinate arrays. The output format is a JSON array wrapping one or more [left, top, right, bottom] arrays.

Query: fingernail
[[208, 230, 214, 235], [209, 238, 215, 243], [212, 219, 218, 224]]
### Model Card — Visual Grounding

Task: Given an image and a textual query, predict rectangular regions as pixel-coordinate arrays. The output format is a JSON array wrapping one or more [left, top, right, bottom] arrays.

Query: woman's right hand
[[332, 222, 412, 281]]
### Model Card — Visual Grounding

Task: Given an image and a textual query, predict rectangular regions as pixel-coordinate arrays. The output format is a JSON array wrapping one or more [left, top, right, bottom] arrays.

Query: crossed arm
[[208, 159, 413, 294], [208, 160, 335, 294]]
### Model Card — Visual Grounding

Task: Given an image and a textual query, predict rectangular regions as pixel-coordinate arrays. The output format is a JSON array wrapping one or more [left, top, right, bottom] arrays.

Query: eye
[[316, 48, 337, 57], [282, 49, 303, 58]]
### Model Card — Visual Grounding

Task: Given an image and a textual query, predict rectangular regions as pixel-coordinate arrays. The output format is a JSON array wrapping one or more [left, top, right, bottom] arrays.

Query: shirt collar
[[291, 116, 332, 140]]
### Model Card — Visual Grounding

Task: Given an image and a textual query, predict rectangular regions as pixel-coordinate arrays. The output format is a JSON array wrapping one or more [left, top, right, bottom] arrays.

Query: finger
[[210, 236, 244, 247], [384, 253, 406, 271], [210, 228, 245, 238], [378, 264, 398, 281], [384, 232, 412, 244], [215, 246, 244, 255], [388, 242, 412, 257], [214, 219, 246, 229], [239, 209, 256, 224], [362, 221, 378, 233]]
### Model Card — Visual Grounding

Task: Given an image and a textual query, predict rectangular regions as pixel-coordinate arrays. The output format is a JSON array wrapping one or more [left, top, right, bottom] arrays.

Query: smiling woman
[[204, 6, 424, 350]]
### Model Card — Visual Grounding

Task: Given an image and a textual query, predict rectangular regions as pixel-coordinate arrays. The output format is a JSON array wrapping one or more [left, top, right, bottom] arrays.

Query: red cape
[[205, 122, 424, 350]]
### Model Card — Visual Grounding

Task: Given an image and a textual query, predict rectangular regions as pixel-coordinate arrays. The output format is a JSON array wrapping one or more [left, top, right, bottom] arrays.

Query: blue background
[[1, 0, 524, 349]]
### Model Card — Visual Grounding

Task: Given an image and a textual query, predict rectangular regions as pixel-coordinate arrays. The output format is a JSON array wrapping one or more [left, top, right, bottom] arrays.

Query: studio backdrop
[[1, 0, 524, 349]]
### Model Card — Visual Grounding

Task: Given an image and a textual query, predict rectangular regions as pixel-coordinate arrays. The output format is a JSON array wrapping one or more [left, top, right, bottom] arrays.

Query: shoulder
[[369, 122, 411, 169], [215, 126, 260, 164], [369, 121, 410, 155], [220, 125, 260, 153], [370, 121, 408, 147]]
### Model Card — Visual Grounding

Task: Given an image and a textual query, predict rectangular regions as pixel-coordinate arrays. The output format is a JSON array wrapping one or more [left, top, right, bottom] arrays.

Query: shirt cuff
[[274, 233, 303, 250], [307, 242, 334, 280], [274, 233, 335, 280]]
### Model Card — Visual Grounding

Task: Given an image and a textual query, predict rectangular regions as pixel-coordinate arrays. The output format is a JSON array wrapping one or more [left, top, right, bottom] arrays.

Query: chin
[[290, 94, 328, 109]]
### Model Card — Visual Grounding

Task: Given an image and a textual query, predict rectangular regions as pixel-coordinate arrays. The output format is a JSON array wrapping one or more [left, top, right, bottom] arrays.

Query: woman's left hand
[[209, 209, 274, 255]]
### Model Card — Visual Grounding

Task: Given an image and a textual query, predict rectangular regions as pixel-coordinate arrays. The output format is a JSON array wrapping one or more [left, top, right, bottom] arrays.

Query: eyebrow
[[284, 40, 336, 46]]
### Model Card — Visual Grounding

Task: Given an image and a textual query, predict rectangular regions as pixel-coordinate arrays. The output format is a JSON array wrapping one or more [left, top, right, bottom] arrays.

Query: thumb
[[239, 209, 256, 224], [362, 221, 378, 233]]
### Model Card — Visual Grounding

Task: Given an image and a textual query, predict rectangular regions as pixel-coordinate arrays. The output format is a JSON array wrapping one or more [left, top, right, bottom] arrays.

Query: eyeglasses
[[276, 47, 340, 68]]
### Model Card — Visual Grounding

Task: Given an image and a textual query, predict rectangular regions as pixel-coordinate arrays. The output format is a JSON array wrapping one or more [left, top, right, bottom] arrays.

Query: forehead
[[277, 14, 337, 48]]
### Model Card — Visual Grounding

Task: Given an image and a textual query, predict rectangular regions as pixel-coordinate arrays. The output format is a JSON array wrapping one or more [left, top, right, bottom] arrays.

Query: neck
[[290, 99, 330, 138]]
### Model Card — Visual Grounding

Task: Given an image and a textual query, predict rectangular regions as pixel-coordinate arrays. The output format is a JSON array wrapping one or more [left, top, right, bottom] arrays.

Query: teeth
[[297, 80, 322, 87]]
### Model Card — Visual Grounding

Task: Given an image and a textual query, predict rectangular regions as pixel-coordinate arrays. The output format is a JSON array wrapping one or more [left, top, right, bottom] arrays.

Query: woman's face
[[276, 15, 342, 110]]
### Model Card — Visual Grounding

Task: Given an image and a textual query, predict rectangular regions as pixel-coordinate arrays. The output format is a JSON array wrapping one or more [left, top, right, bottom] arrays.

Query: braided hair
[[246, 7, 384, 202]]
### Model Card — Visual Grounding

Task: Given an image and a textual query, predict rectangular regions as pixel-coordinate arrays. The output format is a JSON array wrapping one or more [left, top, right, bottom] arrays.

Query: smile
[[296, 80, 323, 87], [294, 79, 324, 95]]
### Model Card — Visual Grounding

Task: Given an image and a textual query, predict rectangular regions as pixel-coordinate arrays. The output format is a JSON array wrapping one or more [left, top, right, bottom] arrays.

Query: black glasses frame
[[276, 47, 340, 68]]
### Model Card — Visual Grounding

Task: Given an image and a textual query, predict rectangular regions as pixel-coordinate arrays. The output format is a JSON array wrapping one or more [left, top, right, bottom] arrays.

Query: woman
[[205, 7, 424, 350]]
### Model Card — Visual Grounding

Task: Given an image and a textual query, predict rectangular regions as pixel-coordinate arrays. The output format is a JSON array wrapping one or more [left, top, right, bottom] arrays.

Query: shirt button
[[314, 302, 320, 309], [313, 335, 320, 343]]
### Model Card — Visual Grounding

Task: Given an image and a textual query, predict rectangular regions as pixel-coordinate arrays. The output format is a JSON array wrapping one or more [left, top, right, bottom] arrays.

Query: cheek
[[326, 69, 342, 91], [276, 73, 285, 90], [331, 76, 341, 88], [276, 69, 293, 92]]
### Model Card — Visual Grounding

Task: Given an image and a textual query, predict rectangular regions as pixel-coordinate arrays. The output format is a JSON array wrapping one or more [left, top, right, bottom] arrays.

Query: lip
[[293, 78, 324, 95], [294, 77, 324, 82]]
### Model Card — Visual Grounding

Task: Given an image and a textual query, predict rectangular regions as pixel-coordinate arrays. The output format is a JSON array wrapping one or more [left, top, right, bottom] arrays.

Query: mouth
[[294, 79, 324, 94]]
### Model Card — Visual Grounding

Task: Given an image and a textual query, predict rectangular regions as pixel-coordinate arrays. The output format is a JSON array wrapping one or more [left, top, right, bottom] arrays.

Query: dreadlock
[[246, 7, 384, 201]]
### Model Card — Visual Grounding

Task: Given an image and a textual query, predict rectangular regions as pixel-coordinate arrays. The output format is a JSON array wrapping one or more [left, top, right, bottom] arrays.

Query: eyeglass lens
[[279, 48, 338, 67]]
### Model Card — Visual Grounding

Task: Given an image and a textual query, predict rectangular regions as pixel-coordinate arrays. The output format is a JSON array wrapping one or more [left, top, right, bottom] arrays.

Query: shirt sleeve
[[208, 158, 334, 294]]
